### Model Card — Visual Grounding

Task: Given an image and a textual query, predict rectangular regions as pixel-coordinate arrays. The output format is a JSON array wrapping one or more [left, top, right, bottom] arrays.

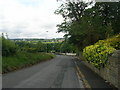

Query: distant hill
[[10, 38, 65, 43]]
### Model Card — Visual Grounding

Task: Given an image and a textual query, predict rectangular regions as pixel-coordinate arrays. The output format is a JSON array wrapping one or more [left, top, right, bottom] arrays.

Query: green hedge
[[83, 33, 120, 69]]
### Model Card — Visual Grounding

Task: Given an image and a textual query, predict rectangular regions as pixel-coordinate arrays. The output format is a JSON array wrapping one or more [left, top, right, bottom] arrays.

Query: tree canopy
[[55, 1, 120, 51]]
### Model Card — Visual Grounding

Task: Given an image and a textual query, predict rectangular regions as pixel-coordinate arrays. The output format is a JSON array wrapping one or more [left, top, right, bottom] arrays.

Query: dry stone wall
[[81, 50, 120, 89]]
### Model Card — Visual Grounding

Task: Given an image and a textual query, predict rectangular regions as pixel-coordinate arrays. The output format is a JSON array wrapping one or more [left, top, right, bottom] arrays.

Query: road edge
[[74, 60, 92, 89]]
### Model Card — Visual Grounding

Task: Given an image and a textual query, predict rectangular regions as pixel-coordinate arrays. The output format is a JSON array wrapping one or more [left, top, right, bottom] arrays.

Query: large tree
[[55, 1, 120, 51]]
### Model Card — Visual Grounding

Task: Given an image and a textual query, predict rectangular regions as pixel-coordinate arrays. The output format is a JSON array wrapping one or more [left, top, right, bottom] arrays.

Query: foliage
[[51, 43, 61, 52], [60, 40, 76, 53], [105, 33, 120, 49], [16, 41, 46, 52], [83, 33, 120, 69], [2, 33, 56, 73], [36, 41, 46, 52], [2, 36, 18, 56], [55, 1, 120, 50], [96, 33, 120, 50], [2, 52, 55, 73], [15, 40, 64, 53], [26, 48, 37, 53]]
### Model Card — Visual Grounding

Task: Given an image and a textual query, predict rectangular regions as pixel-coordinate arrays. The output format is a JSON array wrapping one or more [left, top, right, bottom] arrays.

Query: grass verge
[[2, 52, 55, 73]]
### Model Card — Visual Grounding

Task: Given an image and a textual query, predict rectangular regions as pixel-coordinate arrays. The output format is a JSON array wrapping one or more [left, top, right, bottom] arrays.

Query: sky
[[0, 0, 65, 39]]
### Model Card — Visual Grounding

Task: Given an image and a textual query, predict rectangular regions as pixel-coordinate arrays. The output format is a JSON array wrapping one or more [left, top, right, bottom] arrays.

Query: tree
[[55, 1, 120, 51], [36, 41, 45, 52]]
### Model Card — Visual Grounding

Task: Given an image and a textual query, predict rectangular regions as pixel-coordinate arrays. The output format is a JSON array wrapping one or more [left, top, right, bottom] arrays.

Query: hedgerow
[[2, 37, 18, 56]]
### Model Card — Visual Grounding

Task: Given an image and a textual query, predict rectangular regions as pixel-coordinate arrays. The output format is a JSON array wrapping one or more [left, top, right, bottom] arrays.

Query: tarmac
[[75, 59, 118, 90]]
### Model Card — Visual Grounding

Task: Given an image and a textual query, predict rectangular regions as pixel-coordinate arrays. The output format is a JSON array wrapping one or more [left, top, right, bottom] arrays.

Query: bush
[[26, 48, 37, 53], [2, 37, 18, 56], [83, 43, 116, 69], [83, 33, 120, 69], [83, 34, 120, 69], [96, 33, 120, 50], [106, 33, 120, 49]]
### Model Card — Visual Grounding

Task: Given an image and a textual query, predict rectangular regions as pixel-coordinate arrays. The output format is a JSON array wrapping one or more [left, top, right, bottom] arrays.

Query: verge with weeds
[[2, 52, 55, 73]]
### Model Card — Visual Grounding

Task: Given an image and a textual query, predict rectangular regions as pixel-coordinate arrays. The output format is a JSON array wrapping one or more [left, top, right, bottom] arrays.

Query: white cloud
[[0, 0, 64, 39]]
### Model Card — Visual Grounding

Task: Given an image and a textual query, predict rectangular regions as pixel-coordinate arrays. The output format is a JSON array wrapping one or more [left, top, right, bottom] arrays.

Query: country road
[[3, 55, 84, 88]]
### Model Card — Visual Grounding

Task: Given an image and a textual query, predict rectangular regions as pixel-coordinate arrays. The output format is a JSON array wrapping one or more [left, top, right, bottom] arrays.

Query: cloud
[[0, 0, 64, 39]]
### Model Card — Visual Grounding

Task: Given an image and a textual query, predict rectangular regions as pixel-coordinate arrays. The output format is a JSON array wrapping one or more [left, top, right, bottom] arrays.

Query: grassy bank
[[2, 52, 55, 73]]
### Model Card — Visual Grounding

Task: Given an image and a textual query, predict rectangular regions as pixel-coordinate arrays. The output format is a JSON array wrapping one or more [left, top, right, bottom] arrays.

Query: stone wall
[[81, 50, 120, 89]]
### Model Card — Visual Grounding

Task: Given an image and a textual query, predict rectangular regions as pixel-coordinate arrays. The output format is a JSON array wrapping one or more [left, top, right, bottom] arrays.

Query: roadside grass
[[2, 52, 55, 73]]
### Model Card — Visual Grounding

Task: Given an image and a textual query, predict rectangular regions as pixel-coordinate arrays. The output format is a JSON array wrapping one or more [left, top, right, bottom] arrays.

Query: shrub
[[96, 33, 120, 50], [105, 33, 120, 49], [83, 33, 120, 69], [2, 37, 18, 56], [83, 43, 116, 69], [26, 48, 37, 53]]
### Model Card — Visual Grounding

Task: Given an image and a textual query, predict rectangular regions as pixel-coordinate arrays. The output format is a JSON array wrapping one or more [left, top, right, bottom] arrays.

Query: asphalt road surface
[[3, 55, 84, 88]]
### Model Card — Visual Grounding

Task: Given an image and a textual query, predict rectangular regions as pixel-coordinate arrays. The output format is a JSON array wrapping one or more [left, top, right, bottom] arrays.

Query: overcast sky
[[0, 0, 65, 39]]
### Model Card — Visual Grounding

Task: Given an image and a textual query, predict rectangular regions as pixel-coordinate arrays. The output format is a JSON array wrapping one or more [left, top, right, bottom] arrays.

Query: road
[[3, 55, 84, 88]]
